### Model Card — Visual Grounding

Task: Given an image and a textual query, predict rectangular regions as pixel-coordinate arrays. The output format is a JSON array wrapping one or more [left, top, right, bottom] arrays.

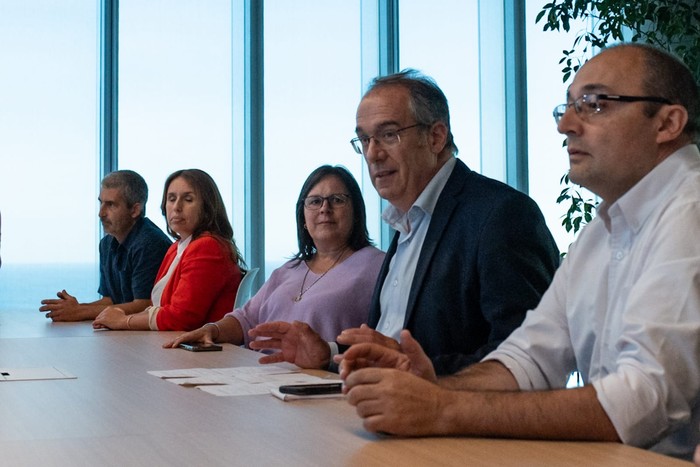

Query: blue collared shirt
[[98, 217, 171, 304], [375, 157, 456, 339]]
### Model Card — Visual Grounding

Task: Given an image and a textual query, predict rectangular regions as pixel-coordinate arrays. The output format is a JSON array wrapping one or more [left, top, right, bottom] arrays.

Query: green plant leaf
[[538, 0, 700, 240]]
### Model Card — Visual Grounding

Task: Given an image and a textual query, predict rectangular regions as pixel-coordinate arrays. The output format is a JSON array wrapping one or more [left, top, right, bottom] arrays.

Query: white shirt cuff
[[146, 306, 160, 331]]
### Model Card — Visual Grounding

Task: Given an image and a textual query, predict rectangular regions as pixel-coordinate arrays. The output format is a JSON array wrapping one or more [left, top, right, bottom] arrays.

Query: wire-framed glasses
[[303, 194, 351, 210], [553, 94, 672, 124], [350, 123, 423, 155]]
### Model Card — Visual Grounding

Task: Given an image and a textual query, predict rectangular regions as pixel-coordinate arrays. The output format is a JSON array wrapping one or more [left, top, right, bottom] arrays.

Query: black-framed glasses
[[350, 123, 424, 155], [303, 193, 351, 210], [553, 94, 672, 124]]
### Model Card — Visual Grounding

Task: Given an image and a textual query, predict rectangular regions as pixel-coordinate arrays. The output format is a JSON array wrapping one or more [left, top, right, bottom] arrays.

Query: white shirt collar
[[382, 157, 457, 234], [598, 144, 700, 232]]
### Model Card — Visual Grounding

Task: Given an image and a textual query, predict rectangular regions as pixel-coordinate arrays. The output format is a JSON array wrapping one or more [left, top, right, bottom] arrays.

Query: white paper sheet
[[0, 367, 76, 381], [148, 365, 339, 397]]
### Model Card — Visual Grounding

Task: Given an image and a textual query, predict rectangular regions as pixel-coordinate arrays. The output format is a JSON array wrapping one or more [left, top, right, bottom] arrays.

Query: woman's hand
[[93, 306, 128, 330], [163, 325, 217, 349], [248, 321, 330, 369]]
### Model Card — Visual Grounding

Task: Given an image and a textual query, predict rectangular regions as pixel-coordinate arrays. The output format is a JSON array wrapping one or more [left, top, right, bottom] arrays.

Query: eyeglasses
[[303, 193, 351, 210], [350, 123, 423, 155], [553, 94, 672, 124]]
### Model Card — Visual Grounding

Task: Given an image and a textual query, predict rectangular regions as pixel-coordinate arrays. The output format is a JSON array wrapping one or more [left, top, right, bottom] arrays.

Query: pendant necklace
[[293, 248, 347, 302]]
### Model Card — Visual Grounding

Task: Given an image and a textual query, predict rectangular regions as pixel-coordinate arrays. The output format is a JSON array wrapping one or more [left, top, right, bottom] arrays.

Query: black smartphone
[[178, 343, 223, 352], [278, 382, 342, 395]]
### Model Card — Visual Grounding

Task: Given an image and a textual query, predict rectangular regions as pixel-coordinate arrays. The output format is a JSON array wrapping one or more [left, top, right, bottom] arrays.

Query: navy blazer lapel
[[367, 230, 398, 328], [402, 159, 470, 327]]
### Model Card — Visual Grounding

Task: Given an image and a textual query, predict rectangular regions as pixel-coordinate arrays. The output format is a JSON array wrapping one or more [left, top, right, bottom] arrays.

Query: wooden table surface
[[0, 308, 691, 466]]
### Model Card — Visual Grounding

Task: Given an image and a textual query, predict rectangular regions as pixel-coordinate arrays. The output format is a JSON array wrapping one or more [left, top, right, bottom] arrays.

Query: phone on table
[[178, 343, 223, 352], [278, 382, 342, 395]]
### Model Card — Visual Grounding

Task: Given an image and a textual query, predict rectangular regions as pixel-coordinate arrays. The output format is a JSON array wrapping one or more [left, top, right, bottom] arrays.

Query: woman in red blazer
[[93, 169, 243, 331]]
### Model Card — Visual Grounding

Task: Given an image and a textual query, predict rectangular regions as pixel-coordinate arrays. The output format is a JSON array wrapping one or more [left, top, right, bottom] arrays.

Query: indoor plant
[[536, 0, 700, 235]]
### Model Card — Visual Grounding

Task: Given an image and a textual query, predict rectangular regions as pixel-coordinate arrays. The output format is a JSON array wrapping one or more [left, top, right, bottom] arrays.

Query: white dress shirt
[[147, 235, 192, 330], [487, 145, 700, 460]]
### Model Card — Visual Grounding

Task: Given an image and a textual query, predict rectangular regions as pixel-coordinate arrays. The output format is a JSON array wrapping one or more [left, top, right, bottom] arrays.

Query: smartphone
[[278, 382, 342, 395], [178, 343, 223, 352]]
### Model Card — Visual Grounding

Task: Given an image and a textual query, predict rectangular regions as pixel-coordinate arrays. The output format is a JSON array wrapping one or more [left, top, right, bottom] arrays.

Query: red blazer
[[154, 233, 242, 331]]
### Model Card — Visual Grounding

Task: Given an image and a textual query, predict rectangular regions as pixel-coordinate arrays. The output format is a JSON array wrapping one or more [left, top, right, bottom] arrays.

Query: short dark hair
[[160, 169, 244, 267], [609, 43, 699, 141], [366, 68, 458, 156], [101, 170, 148, 218], [294, 165, 373, 261]]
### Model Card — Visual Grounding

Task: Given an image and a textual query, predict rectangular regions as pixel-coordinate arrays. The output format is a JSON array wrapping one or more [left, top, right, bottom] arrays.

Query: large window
[[118, 0, 234, 237], [0, 1, 100, 311], [263, 1, 363, 274], [526, 0, 588, 252], [399, 0, 481, 172], [0, 1, 585, 311]]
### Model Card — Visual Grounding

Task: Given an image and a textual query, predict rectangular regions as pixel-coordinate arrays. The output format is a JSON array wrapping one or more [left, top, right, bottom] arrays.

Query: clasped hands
[[336, 329, 449, 436], [39, 290, 80, 321], [336, 328, 437, 382], [248, 321, 446, 436]]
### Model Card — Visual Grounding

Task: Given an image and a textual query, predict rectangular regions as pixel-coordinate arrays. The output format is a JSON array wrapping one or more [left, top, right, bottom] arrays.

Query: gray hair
[[101, 170, 148, 217], [365, 69, 458, 155]]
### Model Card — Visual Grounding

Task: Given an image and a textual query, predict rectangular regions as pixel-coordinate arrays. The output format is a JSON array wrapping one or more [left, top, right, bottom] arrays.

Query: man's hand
[[39, 291, 114, 322], [344, 367, 452, 436], [337, 324, 401, 351], [39, 290, 81, 321], [248, 321, 330, 369], [93, 306, 128, 330], [338, 330, 437, 382]]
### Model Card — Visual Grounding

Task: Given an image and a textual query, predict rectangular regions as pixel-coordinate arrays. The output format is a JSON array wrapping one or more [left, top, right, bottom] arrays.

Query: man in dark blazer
[[249, 70, 559, 375], [367, 159, 559, 375]]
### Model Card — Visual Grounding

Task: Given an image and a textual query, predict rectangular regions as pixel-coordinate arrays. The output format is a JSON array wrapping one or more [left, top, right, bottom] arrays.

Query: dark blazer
[[367, 159, 560, 375]]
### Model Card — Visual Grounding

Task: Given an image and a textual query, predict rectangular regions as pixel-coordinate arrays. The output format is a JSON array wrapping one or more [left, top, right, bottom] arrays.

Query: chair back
[[234, 267, 259, 309]]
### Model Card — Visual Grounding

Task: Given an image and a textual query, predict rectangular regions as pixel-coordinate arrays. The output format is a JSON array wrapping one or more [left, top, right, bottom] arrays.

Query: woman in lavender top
[[165, 165, 384, 350]]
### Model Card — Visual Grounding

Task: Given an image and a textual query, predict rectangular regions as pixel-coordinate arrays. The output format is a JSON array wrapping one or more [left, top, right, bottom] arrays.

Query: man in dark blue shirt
[[40, 170, 171, 321]]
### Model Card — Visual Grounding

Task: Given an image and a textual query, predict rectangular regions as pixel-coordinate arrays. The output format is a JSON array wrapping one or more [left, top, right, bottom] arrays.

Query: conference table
[[0, 309, 691, 466]]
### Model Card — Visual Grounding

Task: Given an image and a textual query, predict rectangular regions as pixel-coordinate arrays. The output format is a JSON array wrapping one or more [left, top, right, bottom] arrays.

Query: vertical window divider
[[243, 0, 265, 286], [98, 0, 118, 271], [360, 0, 399, 251], [504, 0, 529, 193], [99, 0, 118, 178]]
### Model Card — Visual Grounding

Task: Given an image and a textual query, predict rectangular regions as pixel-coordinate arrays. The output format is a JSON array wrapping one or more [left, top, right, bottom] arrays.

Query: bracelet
[[204, 322, 221, 340], [126, 314, 134, 330]]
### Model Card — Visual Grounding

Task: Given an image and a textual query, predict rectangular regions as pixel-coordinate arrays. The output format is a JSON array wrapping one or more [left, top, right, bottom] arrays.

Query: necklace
[[293, 248, 347, 302]]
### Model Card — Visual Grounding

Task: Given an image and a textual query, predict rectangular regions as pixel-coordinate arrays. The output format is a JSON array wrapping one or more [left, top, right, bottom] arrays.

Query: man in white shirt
[[339, 43, 700, 461]]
